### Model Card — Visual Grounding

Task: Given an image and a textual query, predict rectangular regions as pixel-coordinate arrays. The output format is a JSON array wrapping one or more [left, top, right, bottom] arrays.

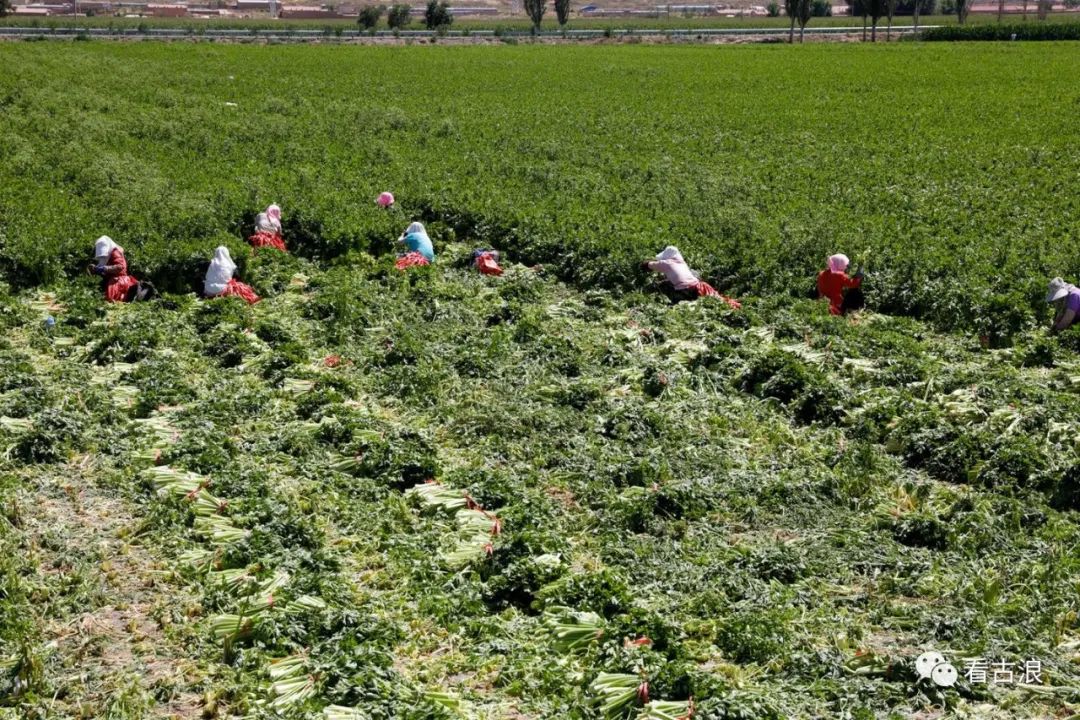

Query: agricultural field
[[2, 42, 1080, 720]]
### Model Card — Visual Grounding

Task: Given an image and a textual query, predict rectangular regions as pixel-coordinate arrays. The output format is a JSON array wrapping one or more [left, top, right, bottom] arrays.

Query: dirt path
[[6, 309, 205, 719], [17, 457, 204, 719]]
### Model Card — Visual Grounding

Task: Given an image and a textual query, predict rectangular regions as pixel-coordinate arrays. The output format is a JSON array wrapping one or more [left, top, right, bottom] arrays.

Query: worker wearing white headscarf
[[204, 246, 237, 297], [90, 235, 143, 302], [250, 203, 286, 252], [204, 246, 259, 304], [399, 222, 434, 262], [643, 245, 741, 308], [394, 221, 435, 270], [255, 204, 282, 234], [94, 236, 120, 265], [646, 246, 699, 290]]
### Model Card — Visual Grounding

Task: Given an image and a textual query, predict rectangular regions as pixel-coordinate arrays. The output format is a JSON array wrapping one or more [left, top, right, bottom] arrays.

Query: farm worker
[[395, 221, 434, 270], [377, 192, 395, 208], [90, 236, 155, 303], [642, 246, 741, 308], [204, 246, 260, 305], [249, 203, 286, 252], [1047, 277, 1080, 334], [817, 253, 864, 316], [473, 248, 504, 276]]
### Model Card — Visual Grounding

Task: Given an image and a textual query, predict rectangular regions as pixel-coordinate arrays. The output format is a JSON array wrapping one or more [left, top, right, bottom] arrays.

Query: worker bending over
[[204, 246, 260, 304], [249, 204, 285, 252], [396, 222, 435, 270], [643, 246, 740, 308], [1047, 277, 1080, 334], [90, 236, 155, 303]]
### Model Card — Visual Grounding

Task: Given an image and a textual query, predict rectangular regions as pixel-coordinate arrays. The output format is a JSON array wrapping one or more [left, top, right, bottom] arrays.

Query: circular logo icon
[[931, 662, 958, 687], [915, 651, 946, 681], [915, 651, 958, 687]]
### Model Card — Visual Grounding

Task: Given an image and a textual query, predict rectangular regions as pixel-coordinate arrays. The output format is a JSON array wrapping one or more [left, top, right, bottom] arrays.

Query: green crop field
[[2, 43, 1080, 720]]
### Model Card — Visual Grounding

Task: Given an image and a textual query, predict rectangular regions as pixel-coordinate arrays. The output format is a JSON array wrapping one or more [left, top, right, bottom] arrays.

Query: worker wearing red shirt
[[91, 236, 143, 303], [817, 253, 864, 316]]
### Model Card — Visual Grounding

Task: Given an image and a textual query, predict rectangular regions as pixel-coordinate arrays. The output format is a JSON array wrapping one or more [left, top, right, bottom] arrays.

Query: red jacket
[[102, 248, 139, 303], [817, 269, 861, 315]]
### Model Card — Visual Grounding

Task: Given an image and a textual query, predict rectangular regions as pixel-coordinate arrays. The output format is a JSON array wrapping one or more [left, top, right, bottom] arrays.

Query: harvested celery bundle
[[592, 673, 644, 719], [543, 605, 605, 653]]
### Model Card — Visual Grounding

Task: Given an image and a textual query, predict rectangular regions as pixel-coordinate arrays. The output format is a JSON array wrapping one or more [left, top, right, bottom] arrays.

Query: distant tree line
[[358, 0, 573, 32]]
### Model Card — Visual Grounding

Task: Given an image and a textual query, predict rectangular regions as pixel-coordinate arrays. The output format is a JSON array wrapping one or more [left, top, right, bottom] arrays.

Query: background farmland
[[2, 43, 1080, 720]]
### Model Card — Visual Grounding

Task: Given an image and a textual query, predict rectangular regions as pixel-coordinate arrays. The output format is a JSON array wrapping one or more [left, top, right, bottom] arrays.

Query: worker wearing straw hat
[[1047, 277, 1080, 334]]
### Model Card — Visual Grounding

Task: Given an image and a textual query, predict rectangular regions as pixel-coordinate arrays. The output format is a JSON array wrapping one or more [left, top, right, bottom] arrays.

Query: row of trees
[[524, 0, 573, 29], [357, 0, 453, 29], [783, 0, 1062, 43], [851, 0, 1058, 42], [355, 0, 1063, 37], [357, 0, 573, 30]]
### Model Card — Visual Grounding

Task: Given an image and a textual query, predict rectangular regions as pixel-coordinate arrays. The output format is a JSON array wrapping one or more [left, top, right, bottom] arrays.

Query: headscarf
[[256, 204, 282, 234], [1046, 277, 1075, 304], [204, 246, 237, 297], [827, 254, 850, 273], [656, 246, 685, 264], [94, 236, 121, 262], [401, 222, 430, 242]]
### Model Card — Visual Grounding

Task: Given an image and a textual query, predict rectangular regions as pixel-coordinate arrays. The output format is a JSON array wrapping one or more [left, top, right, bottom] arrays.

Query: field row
[[3, 44, 1080, 334]]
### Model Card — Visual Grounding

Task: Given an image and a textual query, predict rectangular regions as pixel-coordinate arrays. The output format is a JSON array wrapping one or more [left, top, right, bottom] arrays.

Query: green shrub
[[16, 407, 87, 463], [717, 605, 794, 665]]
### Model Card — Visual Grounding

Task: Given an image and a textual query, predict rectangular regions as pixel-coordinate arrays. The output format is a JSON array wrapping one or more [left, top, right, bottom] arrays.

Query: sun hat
[[1046, 277, 1071, 303], [377, 192, 395, 208]]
